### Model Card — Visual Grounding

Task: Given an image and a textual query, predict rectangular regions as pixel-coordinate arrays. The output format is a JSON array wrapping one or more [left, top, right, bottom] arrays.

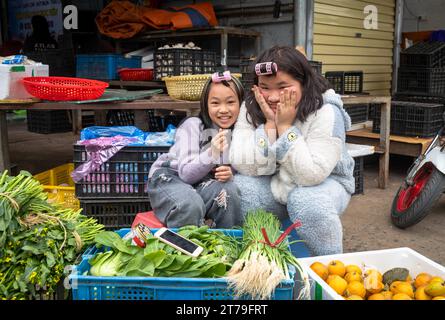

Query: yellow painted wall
[[313, 0, 395, 96]]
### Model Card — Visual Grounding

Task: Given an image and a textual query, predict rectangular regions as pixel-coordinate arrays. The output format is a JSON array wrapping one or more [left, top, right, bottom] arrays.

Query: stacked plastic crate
[[371, 41, 445, 138], [74, 145, 170, 230]]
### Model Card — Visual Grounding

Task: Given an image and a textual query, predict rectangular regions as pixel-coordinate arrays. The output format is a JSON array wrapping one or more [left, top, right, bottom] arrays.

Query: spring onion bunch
[[226, 209, 310, 300]]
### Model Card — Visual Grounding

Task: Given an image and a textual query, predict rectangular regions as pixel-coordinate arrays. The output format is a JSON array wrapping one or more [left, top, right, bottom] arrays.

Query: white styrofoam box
[[298, 247, 445, 300], [346, 143, 375, 158], [0, 64, 49, 100]]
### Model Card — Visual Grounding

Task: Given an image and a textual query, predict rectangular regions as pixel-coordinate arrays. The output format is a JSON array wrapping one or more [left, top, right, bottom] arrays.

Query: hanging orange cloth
[[95, 1, 146, 39], [96, 1, 218, 39]]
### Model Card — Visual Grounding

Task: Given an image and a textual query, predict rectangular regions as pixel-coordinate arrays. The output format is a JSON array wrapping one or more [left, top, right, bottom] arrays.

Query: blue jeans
[[148, 168, 242, 228]]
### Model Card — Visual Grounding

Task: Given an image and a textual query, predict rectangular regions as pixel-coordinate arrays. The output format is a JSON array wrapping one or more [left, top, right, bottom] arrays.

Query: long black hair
[[246, 46, 330, 128]]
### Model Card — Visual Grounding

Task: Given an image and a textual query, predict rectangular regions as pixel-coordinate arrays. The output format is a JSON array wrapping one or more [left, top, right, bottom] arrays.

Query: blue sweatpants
[[233, 174, 351, 256]]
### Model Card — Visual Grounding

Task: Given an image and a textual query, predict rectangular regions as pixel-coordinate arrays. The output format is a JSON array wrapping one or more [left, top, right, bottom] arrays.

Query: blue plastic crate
[[71, 228, 296, 300], [76, 54, 141, 80]]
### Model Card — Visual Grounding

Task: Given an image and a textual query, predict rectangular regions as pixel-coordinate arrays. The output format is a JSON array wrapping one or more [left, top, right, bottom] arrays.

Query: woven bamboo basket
[[163, 73, 242, 101]]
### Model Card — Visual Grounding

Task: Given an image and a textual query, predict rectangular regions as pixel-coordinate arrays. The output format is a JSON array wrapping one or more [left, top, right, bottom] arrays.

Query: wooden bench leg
[[0, 110, 11, 172]]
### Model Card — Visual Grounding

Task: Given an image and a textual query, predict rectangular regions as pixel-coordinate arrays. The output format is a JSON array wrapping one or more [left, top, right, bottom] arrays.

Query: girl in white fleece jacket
[[230, 46, 355, 256]]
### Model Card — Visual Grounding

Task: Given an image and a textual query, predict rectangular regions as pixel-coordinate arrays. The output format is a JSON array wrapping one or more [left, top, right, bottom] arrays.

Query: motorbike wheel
[[391, 163, 445, 229]]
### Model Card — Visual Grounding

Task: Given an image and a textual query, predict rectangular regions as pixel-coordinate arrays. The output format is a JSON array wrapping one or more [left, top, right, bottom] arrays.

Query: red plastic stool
[[132, 211, 165, 229]]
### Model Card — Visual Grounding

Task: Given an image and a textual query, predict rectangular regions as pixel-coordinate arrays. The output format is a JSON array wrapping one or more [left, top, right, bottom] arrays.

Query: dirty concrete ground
[[7, 120, 445, 266]]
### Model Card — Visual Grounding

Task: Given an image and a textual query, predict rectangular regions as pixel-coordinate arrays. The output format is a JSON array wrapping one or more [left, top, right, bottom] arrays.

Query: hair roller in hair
[[255, 62, 278, 76], [212, 71, 232, 83]]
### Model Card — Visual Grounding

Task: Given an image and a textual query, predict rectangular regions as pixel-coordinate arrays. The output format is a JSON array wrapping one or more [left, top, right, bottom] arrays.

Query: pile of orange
[[310, 260, 445, 300]]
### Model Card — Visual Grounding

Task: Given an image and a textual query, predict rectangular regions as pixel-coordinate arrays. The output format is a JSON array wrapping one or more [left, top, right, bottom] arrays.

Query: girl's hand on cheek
[[214, 165, 233, 182], [252, 85, 275, 123], [275, 89, 298, 135]]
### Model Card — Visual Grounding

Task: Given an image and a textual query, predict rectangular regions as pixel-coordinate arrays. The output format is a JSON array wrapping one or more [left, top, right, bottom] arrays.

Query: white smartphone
[[153, 228, 204, 258]]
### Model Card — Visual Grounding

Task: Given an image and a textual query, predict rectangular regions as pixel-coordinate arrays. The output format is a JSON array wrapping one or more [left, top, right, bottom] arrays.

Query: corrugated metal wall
[[313, 0, 396, 96]]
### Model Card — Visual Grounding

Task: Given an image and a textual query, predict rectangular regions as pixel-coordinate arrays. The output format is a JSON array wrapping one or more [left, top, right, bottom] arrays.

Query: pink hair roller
[[255, 62, 278, 76], [212, 71, 232, 83]]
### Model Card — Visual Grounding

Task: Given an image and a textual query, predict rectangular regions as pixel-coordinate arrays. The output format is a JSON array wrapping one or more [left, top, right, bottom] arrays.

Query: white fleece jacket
[[230, 89, 355, 204]]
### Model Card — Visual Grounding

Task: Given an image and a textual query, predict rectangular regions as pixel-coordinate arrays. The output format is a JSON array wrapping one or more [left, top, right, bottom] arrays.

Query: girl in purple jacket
[[147, 71, 244, 228]]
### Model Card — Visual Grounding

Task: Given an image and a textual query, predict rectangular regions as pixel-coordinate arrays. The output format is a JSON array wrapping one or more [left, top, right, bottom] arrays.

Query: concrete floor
[[7, 120, 445, 266]]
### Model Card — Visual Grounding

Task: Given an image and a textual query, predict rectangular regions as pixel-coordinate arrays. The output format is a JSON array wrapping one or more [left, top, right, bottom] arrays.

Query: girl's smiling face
[[207, 82, 241, 128], [258, 70, 303, 112]]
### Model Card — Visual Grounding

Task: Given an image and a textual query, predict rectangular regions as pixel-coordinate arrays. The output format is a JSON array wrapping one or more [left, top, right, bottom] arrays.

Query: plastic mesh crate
[[400, 41, 445, 68], [26, 48, 75, 77], [74, 145, 170, 199], [146, 110, 185, 132], [372, 101, 445, 137], [343, 103, 369, 124], [76, 54, 141, 80], [353, 156, 364, 195], [70, 228, 296, 300], [80, 200, 151, 230], [27, 110, 72, 134], [309, 60, 322, 75], [154, 49, 217, 80], [392, 93, 445, 105], [240, 57, 255, 91], [107, 110, 135, 126], [325, 71, 363, 94], [397, 67, 445, 96]]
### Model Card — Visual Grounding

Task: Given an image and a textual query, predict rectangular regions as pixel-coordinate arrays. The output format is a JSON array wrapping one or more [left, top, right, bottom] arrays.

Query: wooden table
[[0, 95, 200, 172], [342, 95, 391, 189]]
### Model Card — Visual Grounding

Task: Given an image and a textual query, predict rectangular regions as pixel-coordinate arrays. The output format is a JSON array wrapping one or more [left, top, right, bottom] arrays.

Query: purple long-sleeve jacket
[[148, 117, 229, 185]]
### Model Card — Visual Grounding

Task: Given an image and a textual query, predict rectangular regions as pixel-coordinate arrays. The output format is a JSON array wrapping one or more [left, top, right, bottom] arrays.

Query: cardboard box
[[0, 64, 49, 100], [297, 247, 445, 300]]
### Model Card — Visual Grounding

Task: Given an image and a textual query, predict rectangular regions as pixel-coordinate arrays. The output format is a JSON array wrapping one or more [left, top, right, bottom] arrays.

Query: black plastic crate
[[344, 104, 369, 124], [400, 41, 445, 68], [26, 48, 75, 77], [325, 71, 363, 94], [146, 110, 185, 132], [372, 101, 445, 137], [309, 60, 322, 75], [27, 110, 72, 134], [154, 48, 217, 80], [80, 199, 151, 230], [392, 93, 445, 105], [397, 67, 445, 96], [240, 58, 255, 91], [74, 145, 170, 199], [107, 110, 135, 126], [353, 156, 364, 195]]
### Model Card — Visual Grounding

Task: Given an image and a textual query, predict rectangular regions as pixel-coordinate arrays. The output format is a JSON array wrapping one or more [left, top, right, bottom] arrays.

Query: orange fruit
[[390, 281, 414, 298], [346, 295, 363, 300], [364, 269, 383, 282], [345, 265, 362, 275], [392, 293, 413, 300], [432, 296, 445, 300], [345, 281, 366, 298], [381, 291, 394, 300], [367, 293, 385, 300], [415, 285, 432, 300], [310, 262, 329, 281], [414, 273, 432, 288], [328, 260, 346, 277], [327, 274, 348, 296], [345, 271, 362, 283]]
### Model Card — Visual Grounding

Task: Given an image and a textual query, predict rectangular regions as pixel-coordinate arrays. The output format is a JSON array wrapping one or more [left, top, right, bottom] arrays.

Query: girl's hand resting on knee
[[214, 165, 233, 182]]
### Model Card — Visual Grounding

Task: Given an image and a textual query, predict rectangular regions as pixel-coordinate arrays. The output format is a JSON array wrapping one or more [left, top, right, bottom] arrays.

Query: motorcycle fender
[[421, 147, 445, 175]]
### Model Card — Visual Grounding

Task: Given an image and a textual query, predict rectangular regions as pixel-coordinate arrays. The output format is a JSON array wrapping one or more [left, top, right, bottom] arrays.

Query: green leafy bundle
[[0, 171, 104, 300], [88, 225, 241, 278]]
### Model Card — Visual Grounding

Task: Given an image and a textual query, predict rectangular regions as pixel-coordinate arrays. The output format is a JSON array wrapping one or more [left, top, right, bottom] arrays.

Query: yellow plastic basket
[[34, 163, 80, 209], [163, 73, 242, 101]]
